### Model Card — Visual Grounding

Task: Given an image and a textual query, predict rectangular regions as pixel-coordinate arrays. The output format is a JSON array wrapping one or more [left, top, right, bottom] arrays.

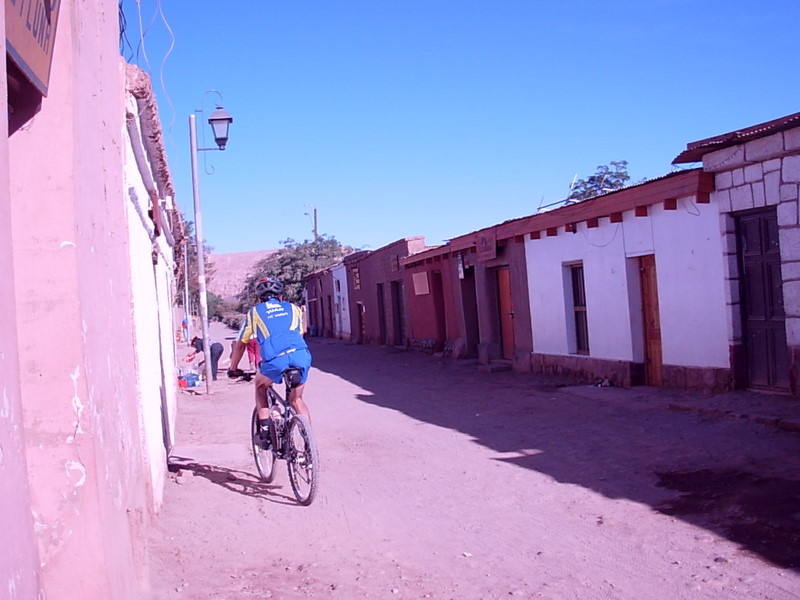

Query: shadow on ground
[[168, 459, 297, 505], [309, 339, 800, 570]]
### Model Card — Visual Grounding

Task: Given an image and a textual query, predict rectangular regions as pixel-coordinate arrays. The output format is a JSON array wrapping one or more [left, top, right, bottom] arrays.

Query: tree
[[238, 234, 354, 307], [568, 161, 631, 202], [175, 218, 216, 313], [207, 291, 224, 321]]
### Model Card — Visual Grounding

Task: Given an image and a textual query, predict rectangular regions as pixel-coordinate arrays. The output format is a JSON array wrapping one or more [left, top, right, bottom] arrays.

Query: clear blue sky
[[122, 0, 799, 254]]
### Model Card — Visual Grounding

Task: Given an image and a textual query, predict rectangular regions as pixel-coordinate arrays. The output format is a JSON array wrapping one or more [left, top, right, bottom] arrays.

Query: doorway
[[391, 280, 406, 347], [377, 283, 387, 344], [497, 267, 515, 360], [431, 271, 447, 350], [639, 254, 663, 385], [461, 266, 479, 357], [738, 208, 789, 391]]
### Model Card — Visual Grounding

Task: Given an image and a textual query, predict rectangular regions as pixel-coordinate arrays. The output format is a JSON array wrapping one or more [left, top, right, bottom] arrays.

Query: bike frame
[[265, 369, 301, 457]]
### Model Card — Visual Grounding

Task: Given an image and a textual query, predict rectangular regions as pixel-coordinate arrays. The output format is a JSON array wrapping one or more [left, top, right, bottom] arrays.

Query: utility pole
[[305, 204, 318, 241], [183, 236, 191, 342], [189, 113, 214, 393], [186, 94, 233, 394]]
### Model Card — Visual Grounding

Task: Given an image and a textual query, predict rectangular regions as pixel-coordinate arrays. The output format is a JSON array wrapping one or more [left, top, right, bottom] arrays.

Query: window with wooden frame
[[570, 264, 590, 354]]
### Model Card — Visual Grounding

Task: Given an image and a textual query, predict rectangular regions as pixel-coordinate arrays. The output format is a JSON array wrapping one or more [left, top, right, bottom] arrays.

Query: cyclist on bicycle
[[228, 276, 313, 431]]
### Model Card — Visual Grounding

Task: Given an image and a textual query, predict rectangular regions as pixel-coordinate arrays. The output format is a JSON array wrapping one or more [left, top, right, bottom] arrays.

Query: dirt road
[[148, 336, 800, 599]]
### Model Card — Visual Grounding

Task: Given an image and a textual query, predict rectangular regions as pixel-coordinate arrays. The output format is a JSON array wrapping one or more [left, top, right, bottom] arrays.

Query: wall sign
[[477, 229, 497, 261], [6, 0, 61, 95], [412, 272, 429, 295]]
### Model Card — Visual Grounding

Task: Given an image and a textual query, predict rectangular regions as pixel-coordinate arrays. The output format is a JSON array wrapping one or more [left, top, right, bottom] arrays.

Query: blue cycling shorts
[[259, 348, 312, 384]]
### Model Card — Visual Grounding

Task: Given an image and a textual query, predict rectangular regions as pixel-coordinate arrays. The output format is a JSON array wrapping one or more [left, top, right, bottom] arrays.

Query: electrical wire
[[118, 0, 134, 57], [680, 196, 701, 216], [135, 0, 158, 74], [155, 0, 179, 174], [579, 222, 622, 249]]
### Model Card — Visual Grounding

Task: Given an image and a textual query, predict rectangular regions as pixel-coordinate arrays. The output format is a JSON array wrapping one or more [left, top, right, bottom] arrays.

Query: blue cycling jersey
[[237, 299, 308, 363]]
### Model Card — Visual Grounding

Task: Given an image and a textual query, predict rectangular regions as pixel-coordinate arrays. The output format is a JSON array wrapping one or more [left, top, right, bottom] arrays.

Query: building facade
[[523, 170, 724, 390], [674, 112, 800, 395], [343, 238, 428, 346]]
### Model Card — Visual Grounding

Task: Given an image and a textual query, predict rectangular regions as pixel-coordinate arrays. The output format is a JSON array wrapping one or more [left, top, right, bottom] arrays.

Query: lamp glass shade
[[208, 106, 233, 149]]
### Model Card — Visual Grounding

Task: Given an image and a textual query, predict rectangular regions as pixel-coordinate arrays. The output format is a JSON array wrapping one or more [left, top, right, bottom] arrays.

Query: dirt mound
[[208, 249, 277, 299]]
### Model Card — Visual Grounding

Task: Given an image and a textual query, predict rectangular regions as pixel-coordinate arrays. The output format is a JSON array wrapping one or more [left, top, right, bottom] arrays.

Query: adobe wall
[[403, 260, 444, 351], [472, 238, 533, 371], [346, 239, 424, 347], [8, 3, 151, 598], [0, 3, 45, 596]]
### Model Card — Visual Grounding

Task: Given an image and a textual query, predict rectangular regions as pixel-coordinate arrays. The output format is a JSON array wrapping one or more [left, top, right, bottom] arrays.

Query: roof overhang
[[673, 111, 800, 164]]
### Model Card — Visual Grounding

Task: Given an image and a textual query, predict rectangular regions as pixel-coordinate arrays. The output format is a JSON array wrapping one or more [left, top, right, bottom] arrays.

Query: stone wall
[[530, 353, 644, 388], [703, 126, 800, 394]]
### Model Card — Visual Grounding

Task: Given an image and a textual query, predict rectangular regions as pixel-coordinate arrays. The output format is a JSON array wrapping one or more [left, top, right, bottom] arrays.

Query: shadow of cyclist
[[168, 458, 297, 505]]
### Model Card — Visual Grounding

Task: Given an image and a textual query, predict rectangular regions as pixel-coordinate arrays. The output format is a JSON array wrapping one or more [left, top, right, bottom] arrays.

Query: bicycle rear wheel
[[286, 415, 320, 505], [251, 408, 276, 482]]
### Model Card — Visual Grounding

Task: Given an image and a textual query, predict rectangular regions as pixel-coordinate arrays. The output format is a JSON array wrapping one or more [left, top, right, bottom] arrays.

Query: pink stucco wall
[[7, 2, 152, 598], [0, 3, 46, 597]]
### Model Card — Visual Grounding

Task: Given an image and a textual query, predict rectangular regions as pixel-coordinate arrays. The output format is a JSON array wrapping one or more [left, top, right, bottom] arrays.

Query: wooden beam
[[610, 212, 623, 223], [635, 206, 648, 217]]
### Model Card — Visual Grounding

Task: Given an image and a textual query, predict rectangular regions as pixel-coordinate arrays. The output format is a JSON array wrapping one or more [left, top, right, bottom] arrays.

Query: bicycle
[[230, 367, 320, 505]]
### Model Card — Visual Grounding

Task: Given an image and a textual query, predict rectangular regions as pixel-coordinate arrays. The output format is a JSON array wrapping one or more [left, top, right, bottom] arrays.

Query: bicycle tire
[[286, 415, 320, 505], [251, 407, 276, 482]]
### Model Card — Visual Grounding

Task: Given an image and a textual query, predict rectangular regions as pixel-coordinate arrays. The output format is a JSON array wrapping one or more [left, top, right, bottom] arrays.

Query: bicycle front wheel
[[251, 408, 276, 482], [286, 415, 320, 505]]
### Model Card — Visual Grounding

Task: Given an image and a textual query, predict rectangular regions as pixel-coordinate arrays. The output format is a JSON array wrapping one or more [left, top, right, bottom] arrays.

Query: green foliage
[[567, 161, 631, 202], [238, 234, 355, 307], [223, 313, 244, 331], [207, 291, 224, 320]]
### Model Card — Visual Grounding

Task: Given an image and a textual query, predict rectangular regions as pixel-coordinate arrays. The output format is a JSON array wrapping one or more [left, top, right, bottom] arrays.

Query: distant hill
[[208, 249, 278, 300]]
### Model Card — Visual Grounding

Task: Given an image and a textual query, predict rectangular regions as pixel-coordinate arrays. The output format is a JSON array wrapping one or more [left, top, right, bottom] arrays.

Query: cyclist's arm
[[229, 340, 247, 372], [229, 310, 254, 373]]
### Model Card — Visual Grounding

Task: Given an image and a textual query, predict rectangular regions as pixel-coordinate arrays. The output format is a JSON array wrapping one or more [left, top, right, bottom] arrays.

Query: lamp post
[[189, 97, 233, 393]]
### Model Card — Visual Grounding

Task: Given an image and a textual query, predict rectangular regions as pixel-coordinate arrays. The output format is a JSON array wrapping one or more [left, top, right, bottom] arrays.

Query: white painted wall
[[526, 196, 730, 368], [123, 96, 175, 510], [332, 263, 351, 339]]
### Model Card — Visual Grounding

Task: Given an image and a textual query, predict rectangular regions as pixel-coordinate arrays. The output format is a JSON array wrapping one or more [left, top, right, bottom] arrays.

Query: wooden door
[[640, 254, 663, 386], [497, 268, 515, 360], [356, 302, 365, 344], [391, 280, 406, 346], [376, 283, 387, 344], [461, 267, 479, 358], [431, 271, 447, 350], [739, 209, 789, 391]]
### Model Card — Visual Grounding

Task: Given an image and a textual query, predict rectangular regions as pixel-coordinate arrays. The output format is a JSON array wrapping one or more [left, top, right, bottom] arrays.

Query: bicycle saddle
[[283, 368, 303, 388]]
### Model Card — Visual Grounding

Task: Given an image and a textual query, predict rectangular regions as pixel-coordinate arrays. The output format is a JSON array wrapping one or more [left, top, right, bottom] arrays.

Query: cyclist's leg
[[289, 383, 311, 422], [254, 372, 275, 422], [287, 349, 312, 421]]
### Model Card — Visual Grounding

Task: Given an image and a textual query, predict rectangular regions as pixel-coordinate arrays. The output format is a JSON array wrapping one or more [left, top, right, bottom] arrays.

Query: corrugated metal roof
[[673, 111, 800, 164]]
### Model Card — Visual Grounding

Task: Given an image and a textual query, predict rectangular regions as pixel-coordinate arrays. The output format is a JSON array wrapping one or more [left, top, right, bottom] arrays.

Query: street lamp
[[189, 92, 233, 393], [208, 106, 233, 150]]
